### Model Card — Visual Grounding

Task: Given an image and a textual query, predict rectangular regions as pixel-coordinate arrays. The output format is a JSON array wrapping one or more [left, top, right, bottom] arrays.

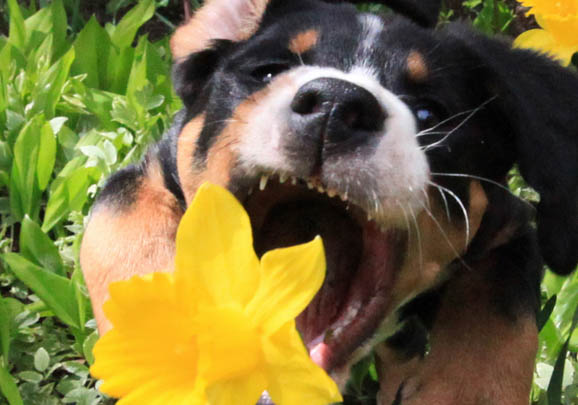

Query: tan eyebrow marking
[[407, 50, 429, 82], [289, 29, 319, 54]]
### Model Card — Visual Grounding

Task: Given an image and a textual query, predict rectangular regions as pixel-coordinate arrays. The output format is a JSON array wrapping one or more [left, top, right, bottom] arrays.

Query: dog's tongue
[[307, 223, 400, 371], [309, 341, 332, 369]]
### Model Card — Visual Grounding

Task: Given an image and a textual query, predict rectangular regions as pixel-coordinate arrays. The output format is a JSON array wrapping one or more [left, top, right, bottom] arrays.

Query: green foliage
[[0, 0, 180, 403], [463, 0, 514, 34], [0, 1, 576, 404]]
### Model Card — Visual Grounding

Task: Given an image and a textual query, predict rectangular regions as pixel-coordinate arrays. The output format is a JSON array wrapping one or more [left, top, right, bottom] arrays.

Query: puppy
[[81, 0, 578, 403]]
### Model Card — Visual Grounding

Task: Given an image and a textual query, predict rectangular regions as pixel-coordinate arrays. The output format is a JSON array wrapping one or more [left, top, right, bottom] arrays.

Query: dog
[[80, 0, 578, 403]]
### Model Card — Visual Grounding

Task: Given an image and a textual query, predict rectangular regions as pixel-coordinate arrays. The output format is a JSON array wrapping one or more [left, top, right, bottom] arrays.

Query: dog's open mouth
[[236, 173, 407, 372]]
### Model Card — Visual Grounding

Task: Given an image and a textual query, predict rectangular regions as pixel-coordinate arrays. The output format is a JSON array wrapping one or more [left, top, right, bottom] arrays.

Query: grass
[[0, 1, 576, 404]]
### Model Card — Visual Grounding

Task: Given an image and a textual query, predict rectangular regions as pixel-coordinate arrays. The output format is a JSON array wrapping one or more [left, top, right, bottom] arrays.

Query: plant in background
[[0, 0, 179, 403], [462, 0, 515, 34], [514, 0, 578, 66]]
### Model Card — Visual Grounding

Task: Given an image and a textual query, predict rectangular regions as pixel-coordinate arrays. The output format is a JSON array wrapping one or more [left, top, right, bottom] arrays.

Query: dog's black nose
[[290, 78, 386, 145]]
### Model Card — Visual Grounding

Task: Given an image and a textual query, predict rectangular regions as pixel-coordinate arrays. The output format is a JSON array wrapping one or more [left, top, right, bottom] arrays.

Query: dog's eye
[[417, 108, 437, 126], [414, 103, 446, 130], [250, 63, 291, 83]]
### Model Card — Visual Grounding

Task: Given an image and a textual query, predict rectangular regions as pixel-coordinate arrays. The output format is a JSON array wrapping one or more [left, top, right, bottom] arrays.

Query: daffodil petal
[[116, 377, 205, 405], [515, 28, 575, 65], [104, 273, 187, 331], [206, 371, 267, 405], [174, 183, 259, 307], [247, 236, 325, 335], [91, 273, 199, 400], [264, 322, 342, 405]]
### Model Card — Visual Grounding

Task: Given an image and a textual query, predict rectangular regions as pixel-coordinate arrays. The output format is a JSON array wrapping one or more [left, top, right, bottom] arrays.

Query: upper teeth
[[256, 173, 349, 202], [259, 175, 269, 191], [253, 173, 391, 234]]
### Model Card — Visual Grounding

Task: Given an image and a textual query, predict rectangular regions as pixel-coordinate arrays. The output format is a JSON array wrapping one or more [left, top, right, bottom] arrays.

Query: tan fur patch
[[375, 344, 423, 404], [289, 29, 319, 54], [389, 268, 538, 405], [171, 0, 270, 60], [407, 50, 429, 82], [202, 87, 273, 184], [176, 82, 281, 205], [80, 157, 183, 333], [390, 181, 488, 309], [177, 115, 205, 204]]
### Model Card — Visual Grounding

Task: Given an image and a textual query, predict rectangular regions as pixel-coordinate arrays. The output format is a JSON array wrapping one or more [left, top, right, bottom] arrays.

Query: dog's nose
[[290, 78, 386, 144]]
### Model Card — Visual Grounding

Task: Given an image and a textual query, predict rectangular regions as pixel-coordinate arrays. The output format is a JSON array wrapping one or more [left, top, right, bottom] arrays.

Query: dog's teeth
[[259, 175, 269, 191], [279, 173, 288, 183], [307, 181, 315, 189], [291, 176, 297, 185], [327, 189, 337, 198], [317, 185, 325, 193]]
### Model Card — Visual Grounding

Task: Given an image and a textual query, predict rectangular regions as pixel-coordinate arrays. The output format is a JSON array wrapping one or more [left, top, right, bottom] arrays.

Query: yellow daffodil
[[514, 0, 578, 65], [90, 183, 342, 405]]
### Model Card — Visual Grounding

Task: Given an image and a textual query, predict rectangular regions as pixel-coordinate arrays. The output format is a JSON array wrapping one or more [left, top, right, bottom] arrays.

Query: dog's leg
[[377, 257, 538, 405], [80, 152, 184, 334]]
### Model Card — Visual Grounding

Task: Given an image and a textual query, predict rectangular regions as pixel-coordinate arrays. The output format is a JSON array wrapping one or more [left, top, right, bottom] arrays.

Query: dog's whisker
[[415, 131, 449, 138], [416, 109, 478, 136], [419, 97, 497, 149], [427, 180, 470, 246], [429, 182, 451, 221], [417, 200, 473, 272], [430, 172, 535, 209], [407, 204, 424, 274]]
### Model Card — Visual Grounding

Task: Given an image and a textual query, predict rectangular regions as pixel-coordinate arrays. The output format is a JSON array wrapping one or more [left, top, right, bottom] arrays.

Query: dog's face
[[170, 0, 578, 384]]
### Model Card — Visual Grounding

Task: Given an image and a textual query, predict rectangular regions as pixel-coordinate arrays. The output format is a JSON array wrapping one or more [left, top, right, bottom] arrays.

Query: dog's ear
[[331, 0, 442, 28], [172, 40, 234, 108], [171, 0, 270, 106], [170, 0, 270, 60], [448, 25, 578, 275]]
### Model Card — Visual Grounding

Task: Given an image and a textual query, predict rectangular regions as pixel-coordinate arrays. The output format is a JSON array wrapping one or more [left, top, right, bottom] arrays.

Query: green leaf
[[20, 216, 65, 276], [109, 0, 155, 50], [48, 116, 68, 135], [49, 0, 68, 60], [17, 371, 43, 384], [82, 331, 99, 365], [34, 347, 50, 372], [71, 17, 112, 89], [34, 46, 75, 118], [42, 167, 96, 232], [7, 0, 26, 51], [1, 253, 81, 328], [0, 363, 23, 405], [62, 387, 99, 405], [538, 295, 557, 332], [23, 6, 53, 53], [106, 46, 135, 94], [547, 304, 578, 404], [0, 297, 11, 360], [473, 0, 514, 35], [9, 116, 43, 222], [36, 122, 57, 191]]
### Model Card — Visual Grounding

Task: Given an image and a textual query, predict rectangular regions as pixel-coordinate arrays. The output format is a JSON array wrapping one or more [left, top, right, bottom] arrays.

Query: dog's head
[[170, 0, 578, 384]]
